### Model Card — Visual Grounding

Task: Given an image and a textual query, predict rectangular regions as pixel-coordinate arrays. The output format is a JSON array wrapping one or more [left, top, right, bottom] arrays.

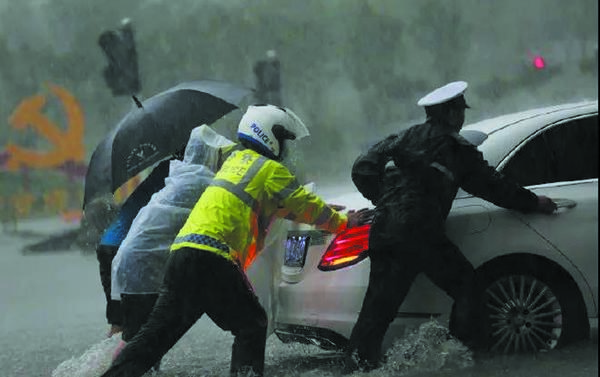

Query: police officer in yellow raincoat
[[101, 104, 372, 377]]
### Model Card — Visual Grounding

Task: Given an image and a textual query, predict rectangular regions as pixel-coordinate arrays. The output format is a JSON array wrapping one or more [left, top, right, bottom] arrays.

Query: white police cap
[[417, 81, 469, 107]]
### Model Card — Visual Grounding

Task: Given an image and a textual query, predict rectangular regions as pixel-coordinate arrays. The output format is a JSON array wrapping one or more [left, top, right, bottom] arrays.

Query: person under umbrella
[[109, 124, 240, 364], [84, 159, 171, 338], [82, 80, 252, 337], [100, 104, 373, 377], [83, 80, 252, 208]]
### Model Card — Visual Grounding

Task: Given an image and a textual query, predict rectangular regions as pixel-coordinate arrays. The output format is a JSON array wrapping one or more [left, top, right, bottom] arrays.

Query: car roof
[[463, 100, 598, 136], [463, 100, 598, 167]]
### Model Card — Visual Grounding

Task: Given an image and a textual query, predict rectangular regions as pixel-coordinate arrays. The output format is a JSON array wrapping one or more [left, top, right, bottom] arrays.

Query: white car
[[267, 100, 598, 354]]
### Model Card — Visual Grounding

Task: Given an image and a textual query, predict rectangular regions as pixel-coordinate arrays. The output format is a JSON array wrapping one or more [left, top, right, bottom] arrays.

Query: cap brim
[[417, 81, 469, 107]]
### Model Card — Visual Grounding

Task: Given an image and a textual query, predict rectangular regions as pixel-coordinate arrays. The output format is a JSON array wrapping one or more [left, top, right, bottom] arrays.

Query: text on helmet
[[250, 123, 274, 146]]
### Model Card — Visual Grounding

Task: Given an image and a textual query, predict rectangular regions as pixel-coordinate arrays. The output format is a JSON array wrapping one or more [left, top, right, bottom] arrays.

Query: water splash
[[380, 320, 474, 375], [51, 334, 121, 377]]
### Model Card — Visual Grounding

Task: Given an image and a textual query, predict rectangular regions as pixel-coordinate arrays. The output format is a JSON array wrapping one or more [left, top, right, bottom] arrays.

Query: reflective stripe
[[211, 156, 268, 213], [273, 177, 301, 201], [430, 162, 455, 182], [212, 179, 259, 212], [240, 155, 268, 185], [173, 234, 230, 252], [314, 205, 333, 225]]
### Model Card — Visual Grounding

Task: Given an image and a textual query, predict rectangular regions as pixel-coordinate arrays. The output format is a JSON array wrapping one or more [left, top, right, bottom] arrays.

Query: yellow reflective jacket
[[171, 148, 348, 270]]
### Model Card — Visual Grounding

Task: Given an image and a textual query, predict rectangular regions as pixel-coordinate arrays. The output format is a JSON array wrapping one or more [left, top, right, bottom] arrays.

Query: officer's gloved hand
[[536, 195, 557, 214], [347, 208, 375, 228]]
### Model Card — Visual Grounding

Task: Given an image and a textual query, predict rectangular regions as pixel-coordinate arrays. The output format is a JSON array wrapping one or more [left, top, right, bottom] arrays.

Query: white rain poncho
[[111, 125, 236, 300]]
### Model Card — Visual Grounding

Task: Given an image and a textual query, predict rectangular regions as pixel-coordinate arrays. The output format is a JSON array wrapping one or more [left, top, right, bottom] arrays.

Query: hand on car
[[347, 208, 375, 228], [536, 195, 557, 214]]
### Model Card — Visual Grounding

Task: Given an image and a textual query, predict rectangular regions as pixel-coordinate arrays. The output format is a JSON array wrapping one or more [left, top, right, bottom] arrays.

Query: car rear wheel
[[472, 259, 588, 353], [484, 274, 562, 352]]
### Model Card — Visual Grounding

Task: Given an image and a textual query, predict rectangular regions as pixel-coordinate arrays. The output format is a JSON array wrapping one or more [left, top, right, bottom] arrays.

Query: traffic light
[[531, 54, 546, 70], [253, 50, 282, 106], [98, 18, 141, 96]]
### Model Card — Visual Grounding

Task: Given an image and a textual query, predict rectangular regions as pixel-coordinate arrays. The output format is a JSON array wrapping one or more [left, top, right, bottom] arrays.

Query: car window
[[501, 115, 598, 186]]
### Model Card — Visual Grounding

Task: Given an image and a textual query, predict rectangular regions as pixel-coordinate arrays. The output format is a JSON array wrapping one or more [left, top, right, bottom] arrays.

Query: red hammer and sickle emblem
[[5, 83, 85, 171]]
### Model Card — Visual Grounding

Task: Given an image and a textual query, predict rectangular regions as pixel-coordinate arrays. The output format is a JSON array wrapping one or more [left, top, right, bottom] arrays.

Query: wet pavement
[[0, 217, 597, 377]]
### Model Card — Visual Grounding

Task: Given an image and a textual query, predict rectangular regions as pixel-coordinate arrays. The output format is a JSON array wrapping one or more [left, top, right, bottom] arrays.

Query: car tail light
[[318, 224, 370, 271]]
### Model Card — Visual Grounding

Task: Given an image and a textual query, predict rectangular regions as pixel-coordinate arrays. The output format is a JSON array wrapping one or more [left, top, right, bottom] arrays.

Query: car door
[[499, 114, 599, 315]]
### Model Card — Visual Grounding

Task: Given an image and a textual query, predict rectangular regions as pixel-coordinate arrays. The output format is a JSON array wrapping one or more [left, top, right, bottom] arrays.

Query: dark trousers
[[101, 247, 268, 377], [120, 293, 162, 371], [96, 244, 122, 326], [120, 294, 159, 342], [346, 232, 480, 366]]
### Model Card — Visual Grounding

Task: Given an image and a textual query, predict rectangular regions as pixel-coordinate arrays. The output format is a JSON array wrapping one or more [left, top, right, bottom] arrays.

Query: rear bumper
[[275, 258, 451, 350], [277, 260, 370, 339]]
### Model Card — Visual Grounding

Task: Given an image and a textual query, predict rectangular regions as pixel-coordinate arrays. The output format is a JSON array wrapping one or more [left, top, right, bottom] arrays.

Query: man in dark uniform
[[344, 81, 558, 373]]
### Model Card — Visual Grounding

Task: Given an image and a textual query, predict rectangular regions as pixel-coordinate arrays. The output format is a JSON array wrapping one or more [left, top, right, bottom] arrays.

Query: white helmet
[[237, 104, 310, 159]]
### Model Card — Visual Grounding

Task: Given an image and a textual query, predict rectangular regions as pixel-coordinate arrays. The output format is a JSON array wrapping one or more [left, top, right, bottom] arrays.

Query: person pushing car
[[84, 158, 170, 338], [108, 124, 242, 370], [100, 104, 372, 377], [344, 81, 558, 373]]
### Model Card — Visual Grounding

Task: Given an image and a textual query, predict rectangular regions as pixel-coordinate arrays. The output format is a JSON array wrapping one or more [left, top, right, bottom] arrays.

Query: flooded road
[[0, 217, 597, 377]]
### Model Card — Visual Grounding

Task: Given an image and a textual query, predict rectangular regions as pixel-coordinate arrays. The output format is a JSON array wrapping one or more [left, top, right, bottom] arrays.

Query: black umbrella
[[83, 79, 253, 208]]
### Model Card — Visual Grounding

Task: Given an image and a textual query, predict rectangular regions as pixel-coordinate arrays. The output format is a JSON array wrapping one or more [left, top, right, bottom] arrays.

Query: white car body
[[260, 100, 598, 353]]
